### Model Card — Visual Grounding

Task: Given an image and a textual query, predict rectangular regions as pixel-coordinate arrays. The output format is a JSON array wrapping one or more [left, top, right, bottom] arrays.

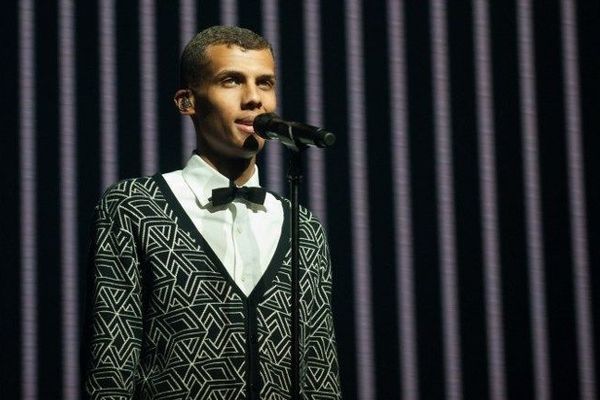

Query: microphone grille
[[253, 112, 279, 136]]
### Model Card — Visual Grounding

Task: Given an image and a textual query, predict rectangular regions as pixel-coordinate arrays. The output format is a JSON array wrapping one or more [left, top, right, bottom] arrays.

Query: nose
[[241, 83, 262, 110]]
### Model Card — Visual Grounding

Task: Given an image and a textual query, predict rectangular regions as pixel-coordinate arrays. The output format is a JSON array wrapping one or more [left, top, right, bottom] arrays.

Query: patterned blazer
[[81, 175, 341, 399]]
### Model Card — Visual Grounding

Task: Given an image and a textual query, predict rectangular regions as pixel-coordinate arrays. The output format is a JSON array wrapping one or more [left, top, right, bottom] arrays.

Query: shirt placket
[[233, 202, 261, 295]]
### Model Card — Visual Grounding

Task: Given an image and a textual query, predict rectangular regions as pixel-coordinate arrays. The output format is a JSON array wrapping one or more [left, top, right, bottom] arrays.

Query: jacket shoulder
[[97, 176, 161, 216]]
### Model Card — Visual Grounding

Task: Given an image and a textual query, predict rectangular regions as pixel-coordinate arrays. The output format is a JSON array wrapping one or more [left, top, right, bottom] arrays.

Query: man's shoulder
[[274, 195, 325, 231], [104, 175, 156, 192], [97, 175, 163, 214]]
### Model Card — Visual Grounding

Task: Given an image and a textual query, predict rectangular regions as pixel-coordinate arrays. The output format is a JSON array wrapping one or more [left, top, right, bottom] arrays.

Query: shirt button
[[236, 225, 243, 234]]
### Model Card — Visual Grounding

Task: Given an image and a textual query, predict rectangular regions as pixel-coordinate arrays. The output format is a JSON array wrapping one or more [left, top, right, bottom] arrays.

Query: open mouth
[[235, 118, 255, 134]]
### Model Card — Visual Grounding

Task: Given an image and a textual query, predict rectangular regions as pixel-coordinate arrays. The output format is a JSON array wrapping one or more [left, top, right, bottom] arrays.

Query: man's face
[[193, 44, 277, 161]]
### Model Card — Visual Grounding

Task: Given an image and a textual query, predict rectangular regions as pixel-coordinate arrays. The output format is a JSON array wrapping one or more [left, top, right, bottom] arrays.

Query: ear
[[174, 89, 195, 115]]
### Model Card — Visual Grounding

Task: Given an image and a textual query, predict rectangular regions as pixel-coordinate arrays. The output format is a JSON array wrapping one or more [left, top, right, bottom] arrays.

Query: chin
[[242, 135, 263, 154]]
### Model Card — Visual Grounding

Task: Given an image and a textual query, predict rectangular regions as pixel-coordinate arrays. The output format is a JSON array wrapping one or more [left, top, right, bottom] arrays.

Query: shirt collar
[[181, 154, 262, 208]]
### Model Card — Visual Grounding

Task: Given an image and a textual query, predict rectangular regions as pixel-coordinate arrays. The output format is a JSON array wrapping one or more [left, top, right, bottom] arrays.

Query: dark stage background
[[1, 1, 599, 399]]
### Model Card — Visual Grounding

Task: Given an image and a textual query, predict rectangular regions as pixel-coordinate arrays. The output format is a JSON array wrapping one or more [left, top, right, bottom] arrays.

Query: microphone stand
[[287, 145, 305, 400], [255, 114, 334, 400]]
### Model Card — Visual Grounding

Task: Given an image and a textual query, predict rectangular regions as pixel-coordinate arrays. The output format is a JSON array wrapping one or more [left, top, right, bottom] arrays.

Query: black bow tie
[[209, 185, 267, 206]]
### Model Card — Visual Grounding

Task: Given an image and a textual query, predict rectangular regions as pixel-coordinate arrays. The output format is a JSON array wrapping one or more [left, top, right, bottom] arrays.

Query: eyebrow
[[213, 70, 276, 82]]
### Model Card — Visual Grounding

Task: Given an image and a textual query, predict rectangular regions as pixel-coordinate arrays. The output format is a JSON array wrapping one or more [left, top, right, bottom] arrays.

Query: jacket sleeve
[[304, 223, 343, 399], [81, 200, 143, 399]]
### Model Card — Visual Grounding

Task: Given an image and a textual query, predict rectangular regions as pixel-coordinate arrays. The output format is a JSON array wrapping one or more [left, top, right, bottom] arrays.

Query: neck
[[197, 151, 256, 186]]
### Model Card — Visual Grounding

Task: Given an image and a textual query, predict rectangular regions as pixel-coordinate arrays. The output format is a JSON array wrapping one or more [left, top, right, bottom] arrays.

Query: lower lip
[[236, 123, 255, 134]]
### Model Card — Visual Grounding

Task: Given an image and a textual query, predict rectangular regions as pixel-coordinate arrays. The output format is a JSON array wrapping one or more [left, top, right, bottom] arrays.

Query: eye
[[221, 76, 241, 87], [258, 79, 275, 90]]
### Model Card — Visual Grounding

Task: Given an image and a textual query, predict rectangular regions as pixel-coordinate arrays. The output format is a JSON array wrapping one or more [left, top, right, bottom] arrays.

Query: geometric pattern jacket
[[81, 175, 342, 399]]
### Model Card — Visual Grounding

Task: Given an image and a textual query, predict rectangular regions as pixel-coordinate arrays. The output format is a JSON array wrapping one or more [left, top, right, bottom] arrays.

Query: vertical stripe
[[560, 1, 596, 399], [345, 0, 375, 398], [220, 0, 237, 26], [99, 0, 118, 189], [387, 0, 418, 399], [179, 0, 196, 163], [140, 0, 158, 175], [430, 1, 462, 399], [303, 0, 327, 227], [261, 0, 284, 194], [472, 1, 507, 399], [516, 1, 551, 399], [58, 0, 78, 398], [19, 1, 37, 398]]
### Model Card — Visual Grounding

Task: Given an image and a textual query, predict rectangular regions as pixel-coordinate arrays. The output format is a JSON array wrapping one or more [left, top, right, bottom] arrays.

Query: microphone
[[253, 113, 336, 148]]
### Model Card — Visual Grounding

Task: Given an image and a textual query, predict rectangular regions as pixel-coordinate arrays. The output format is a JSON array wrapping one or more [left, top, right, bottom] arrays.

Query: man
[[82, 26, 341, 399]]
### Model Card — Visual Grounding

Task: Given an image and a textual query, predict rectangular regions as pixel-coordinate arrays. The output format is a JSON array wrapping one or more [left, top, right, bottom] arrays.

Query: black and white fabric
[[81, 175, 341, 399]]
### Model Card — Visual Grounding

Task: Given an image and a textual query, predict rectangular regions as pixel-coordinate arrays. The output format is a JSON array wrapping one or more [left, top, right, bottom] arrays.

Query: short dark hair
[[179, 26, 274, 88]]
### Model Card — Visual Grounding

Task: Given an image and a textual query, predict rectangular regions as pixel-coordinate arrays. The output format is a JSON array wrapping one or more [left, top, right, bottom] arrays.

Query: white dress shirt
[[162, 155, 284, 296]]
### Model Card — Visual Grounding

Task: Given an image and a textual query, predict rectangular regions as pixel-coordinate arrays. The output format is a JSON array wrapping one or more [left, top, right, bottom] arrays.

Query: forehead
[[203, 44, 275, 77]]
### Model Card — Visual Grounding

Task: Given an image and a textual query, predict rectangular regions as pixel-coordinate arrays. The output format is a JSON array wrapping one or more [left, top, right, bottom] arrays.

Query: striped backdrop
[[1, 1, 598, 399]]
